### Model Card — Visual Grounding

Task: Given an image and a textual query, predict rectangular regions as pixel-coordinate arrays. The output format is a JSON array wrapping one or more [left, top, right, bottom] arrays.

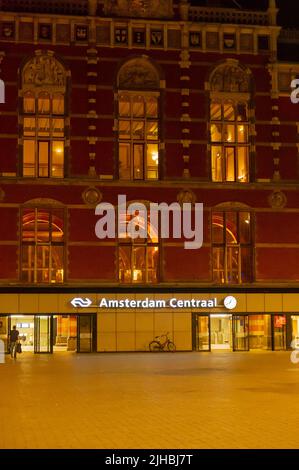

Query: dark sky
[[190, 0, 299, 28]]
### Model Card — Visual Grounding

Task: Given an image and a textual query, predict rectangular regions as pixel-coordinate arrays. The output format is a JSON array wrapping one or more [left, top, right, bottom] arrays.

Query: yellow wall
[[97, 310, 192, 352]]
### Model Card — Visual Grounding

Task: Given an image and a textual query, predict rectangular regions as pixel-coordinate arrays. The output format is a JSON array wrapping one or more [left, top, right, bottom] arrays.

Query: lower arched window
[[21, 208, 64, 283], [118, 211, 159, 283], [212, 210, 252, 284]]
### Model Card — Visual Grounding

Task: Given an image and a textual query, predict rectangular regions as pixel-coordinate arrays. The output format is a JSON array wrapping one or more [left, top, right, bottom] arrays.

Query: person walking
[[9, 325, 19, 359]]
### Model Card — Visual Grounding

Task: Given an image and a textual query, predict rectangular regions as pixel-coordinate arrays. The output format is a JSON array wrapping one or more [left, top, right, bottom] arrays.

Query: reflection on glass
[[233, 315, 249, 350], [291, 316, 299, 349], [211, 146, 223, 182], [24, 92, 35, 114], [38, 142, 49, 177], [133, 144, 143, 180], [119, 143, 130, 179], [23, 140, 35, 177], [225, 147, 235, 181], [38, 93, 50, 114], [196, 316, 210, 351], [273, 315, 286, 350], [249, 315, 272, 350], [52, 142, 64, 178]]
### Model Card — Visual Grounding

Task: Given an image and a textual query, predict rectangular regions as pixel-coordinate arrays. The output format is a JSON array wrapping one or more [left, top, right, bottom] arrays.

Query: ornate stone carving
[[268, 190, 287, 209], [118, 58, 159, 89], [82, 187, 103, 206], [104, 0, 173, 18], [22, 52, 66, 88], [210, 64, 250, 93], [177, 189, 197, 206]]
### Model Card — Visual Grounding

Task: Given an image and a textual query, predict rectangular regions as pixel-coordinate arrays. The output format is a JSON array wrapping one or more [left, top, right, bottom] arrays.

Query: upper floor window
[[209, 62, 252, 183], [21, 207, 64, 284], [118, 209, 159, 284], [212, 210, 252, 284], [117, 58, 160, 181], [21, 53, 67, 178]]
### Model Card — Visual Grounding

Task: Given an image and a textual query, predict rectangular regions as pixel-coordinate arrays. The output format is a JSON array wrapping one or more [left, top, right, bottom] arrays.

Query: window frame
[[212, 210, 252, 285], [21, 207, 65, 284], [21, 91, 66, 179], [117, 91, 160, 181], [210, 96, 250, 183]]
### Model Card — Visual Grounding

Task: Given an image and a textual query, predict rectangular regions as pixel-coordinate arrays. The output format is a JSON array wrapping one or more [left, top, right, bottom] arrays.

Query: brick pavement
[[1, 351, 299, 449]]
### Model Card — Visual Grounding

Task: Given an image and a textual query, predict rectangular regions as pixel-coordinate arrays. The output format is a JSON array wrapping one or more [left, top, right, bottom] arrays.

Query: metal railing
[[189, 6, 269, 25], [0, 0, 88, 15]]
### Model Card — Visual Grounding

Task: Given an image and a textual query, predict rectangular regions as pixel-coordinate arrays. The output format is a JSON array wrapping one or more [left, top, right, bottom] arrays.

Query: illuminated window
[[209, 63, 252, 183], [21, 55, 66, 178], [118, 211, 159, 283], [117, 58, 160, 181], [21, 208, 64, 284], [212, 211, 252, 284], [118, 94, 159, 180]]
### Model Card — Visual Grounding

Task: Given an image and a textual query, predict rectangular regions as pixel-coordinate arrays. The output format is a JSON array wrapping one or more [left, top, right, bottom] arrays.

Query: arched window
[[209, 62, 252, 183], [21, 53, 67, 178], [117, 58, 160, 181], [212, 209, 252, 284], [21, 208, 64, 283], [118, 208, 159, 283]]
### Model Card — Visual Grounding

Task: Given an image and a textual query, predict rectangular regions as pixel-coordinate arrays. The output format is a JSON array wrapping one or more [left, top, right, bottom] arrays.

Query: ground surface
[[1, 351, 298, 449]]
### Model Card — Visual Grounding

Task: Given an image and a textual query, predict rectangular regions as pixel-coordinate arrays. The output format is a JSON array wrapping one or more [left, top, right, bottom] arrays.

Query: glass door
[[233, 315, 249, 351], [272, 315, 287, 350], [34, 316, 52, 353], [210, 314, 232, 350], [0, 316, 10, 353], [195, 315, 210, 351], [77, 315, 96, 353]]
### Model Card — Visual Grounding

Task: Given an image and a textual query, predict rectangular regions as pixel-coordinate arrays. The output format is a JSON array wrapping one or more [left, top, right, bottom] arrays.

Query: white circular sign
[[224, 295, 237, 310]]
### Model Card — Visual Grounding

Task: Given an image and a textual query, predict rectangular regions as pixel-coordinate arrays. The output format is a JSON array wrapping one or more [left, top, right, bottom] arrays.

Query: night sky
[[190, 0, 299, 28]]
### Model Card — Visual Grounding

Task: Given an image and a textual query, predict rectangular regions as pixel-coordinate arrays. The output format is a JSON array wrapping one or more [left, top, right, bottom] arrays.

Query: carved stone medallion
[[82, 187, 103, 207], [177, 189, 197, 206], [268, 190, 287, 209]]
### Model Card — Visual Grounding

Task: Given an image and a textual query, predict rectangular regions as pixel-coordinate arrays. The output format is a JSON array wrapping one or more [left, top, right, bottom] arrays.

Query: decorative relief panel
[[210, 63, 250, 93], [22, 51, 66, 89], [118, 58, 159, 89]]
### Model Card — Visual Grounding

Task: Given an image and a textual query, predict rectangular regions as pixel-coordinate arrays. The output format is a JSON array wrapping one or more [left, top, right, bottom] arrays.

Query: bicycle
[[149, 332, 176, 352]]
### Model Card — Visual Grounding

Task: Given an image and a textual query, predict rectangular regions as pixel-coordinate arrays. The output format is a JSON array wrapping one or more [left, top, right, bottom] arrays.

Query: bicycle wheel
[[167, 341, 176, 352], [149, 341, 161, 352]]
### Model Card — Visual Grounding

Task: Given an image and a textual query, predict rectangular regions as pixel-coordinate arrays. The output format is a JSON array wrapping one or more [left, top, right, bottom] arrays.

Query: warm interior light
[[152, 151, 158, 163], [133, 269, 142, 281], [55, 146, 63, 154]]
